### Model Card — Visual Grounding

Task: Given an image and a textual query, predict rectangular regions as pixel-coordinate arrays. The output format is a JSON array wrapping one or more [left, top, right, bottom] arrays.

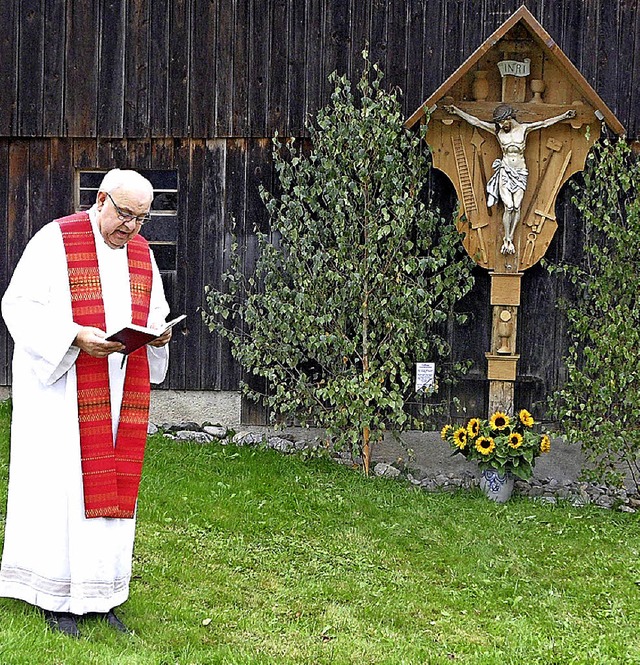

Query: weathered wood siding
[[0, 1, 638, 421], [1, 1, 638, 140]]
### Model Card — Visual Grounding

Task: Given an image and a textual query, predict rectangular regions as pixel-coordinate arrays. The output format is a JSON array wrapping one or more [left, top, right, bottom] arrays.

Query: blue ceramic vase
[[479, 468, 514, 503]]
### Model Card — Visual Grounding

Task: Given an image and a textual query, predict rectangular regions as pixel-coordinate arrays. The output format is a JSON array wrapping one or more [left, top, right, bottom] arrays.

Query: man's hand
[[74, 327, 125, 358], [148, 327, 172, 348], [565, 109, 577, 119]]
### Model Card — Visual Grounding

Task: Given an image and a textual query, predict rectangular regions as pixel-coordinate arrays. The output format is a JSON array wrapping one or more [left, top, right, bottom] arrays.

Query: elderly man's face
[[96, 187, 152, 249]]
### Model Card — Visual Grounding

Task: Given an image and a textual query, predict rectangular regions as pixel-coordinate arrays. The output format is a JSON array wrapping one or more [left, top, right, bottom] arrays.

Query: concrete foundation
[[150, 390, 241, 427]]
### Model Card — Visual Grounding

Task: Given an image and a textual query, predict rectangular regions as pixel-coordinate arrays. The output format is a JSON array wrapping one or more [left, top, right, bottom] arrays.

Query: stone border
[[152, 421, 639, 513]]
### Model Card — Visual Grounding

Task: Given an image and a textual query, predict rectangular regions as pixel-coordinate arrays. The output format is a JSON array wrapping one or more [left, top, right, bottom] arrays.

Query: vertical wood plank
[[166, 138, 191, 388], [0, 2, 18, 136], [350, 0, 370, 59], [578, 0, 600, 88], [200, 139, 226, 389], [214, 0, 233, 137], [73, 139, 98, 170], [97, 0, 126, 137], [464, 0, 487, 53], [168, 0, 190, 137], [369, 0, 389, 80], [191, 0, 217, 137], [97, 138, 124, 169], [240, 137, 272, 420], [442, 0, 466, 80], [266, 0, 289, 136], [422, 0, 445, 98], [49, 138, 75, 219], [151, 137, 176, 169], [18, 0, 45, 136], [28, 139, 50, 234], [7, 142, 31, 277], [287, 0, 307, 136], [595, 0, 620, 119], [385, 0, 407, 97], [230, 0, 250, 136], [42, 0, 66, 135], [540, 0, 564, 44], [65, 0, 99, 137], [559, 0, 583, 70], [405, 0, 425, 118], [624, 0, 640, 138], [124, 0, 150, 138], [222, 138, 247, 391], [183, 139, 205, 389], [248, 0, 270, 137], [305, 0, 324, 127], [128, 139, 152, 169], [149, 0, 170, 137], [323, 0, 351, 83]]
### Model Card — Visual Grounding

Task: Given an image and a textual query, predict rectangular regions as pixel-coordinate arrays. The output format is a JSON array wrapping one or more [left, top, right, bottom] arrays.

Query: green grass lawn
[[0, 399, 639, 664]]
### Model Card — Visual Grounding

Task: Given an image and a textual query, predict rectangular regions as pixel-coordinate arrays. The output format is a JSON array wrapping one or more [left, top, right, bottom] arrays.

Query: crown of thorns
[[492, 104, 517, 122]]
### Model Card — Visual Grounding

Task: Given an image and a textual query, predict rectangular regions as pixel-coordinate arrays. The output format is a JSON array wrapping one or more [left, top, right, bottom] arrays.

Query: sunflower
[[453, 427, 468, 450], [519, 409, 534, 427], [467, 418, 481, 438], [540, 434, 551, 454], [508, 432, 523, 449], [475, 436, 495, 455], [441, 424, 453, 441], [489, 411, 509, 430]]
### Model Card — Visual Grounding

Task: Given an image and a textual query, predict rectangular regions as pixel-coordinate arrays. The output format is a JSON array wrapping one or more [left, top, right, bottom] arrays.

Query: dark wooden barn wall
[[1, 0, 638, 421], [1, 0, 638, 141]]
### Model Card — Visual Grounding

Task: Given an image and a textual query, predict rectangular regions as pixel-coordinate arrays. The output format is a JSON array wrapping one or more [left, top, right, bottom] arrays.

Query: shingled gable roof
[[405, 5, 625, 137]]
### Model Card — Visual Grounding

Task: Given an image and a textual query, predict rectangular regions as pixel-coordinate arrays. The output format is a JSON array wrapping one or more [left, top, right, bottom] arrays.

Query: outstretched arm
[[443, 105, 495, 133], [524, 109, 576, 134]]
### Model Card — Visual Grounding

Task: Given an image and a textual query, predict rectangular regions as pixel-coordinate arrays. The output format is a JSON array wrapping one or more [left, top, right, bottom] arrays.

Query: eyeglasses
[[106, 192, 152, 226]]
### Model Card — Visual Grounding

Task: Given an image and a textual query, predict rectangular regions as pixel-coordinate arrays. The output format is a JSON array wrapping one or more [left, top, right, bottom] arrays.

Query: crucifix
[[405, 6, 624, 417]]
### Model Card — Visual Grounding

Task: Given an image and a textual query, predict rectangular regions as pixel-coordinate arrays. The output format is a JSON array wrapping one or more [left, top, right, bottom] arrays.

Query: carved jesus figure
[[445, 104, 576, 254]]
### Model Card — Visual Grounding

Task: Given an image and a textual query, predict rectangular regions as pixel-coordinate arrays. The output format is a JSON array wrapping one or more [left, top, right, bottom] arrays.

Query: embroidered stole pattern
[[59, 213, 152, 519]]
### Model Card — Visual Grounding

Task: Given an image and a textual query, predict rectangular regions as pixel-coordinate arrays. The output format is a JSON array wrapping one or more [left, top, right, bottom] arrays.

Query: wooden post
[[486, 272, 522, 416]]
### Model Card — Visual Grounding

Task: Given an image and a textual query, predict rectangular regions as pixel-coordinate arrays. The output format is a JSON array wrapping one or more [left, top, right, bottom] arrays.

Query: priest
[[0, 169, 172, 637]]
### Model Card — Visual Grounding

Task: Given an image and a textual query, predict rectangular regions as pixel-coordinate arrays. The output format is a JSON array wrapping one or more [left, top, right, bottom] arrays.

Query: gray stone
[[268, 437, 295, 453], [164, 421, 201, 433], [175, 431, 214, 443], [203, 425, 227, 438], [233, 432, 265, 446], [374, 463, 401, 478], [595, 494, 618, 509], [147, 422, 158, 435]]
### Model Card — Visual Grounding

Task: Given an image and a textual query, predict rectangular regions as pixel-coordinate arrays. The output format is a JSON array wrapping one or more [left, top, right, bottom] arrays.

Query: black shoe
[[83, 608, 131, 633], [104, 609, 130, 633], [44, 611, 80, 638]]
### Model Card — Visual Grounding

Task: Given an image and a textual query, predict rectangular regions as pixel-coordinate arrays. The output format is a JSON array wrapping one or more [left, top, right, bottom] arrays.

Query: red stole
[[58, 212, 152, 519]]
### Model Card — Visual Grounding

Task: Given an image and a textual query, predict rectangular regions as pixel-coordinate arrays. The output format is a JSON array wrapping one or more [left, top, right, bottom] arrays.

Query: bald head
[[98, 169, 154, 200]]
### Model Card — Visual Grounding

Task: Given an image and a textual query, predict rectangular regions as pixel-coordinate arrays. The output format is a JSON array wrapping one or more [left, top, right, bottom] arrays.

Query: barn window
[[76, 170, 179, 273]]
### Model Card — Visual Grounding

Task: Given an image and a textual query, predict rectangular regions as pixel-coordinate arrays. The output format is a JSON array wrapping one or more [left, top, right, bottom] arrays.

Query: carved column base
[[488, 380, 515, 415]]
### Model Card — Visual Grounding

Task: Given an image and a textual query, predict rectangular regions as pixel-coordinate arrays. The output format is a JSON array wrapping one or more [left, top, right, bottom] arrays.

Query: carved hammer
[[523, 136, 563, 226]]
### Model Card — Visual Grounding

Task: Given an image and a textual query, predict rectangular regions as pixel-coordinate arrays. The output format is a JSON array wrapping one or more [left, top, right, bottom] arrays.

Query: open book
[[106, 314, 186, 356]]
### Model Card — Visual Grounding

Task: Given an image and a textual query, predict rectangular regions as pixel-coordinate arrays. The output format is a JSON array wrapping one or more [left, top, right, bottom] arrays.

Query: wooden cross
[[405, 7, 624, 418]]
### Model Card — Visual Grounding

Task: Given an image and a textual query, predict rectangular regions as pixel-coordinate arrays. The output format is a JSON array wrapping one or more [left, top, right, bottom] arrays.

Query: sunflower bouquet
[[440, 409, 551, 481]]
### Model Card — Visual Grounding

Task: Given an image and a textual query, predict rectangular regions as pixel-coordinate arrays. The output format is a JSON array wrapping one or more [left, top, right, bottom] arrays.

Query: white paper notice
[[415, 362, 435, 392]]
